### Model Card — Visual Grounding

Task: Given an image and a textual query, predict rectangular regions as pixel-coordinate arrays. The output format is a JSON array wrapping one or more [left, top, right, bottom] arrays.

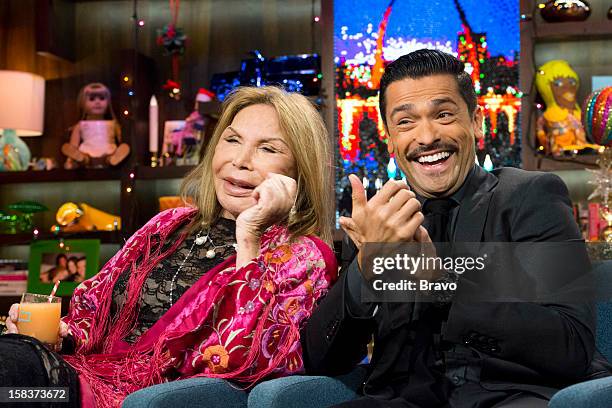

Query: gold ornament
[[600, 205, 612, 242]]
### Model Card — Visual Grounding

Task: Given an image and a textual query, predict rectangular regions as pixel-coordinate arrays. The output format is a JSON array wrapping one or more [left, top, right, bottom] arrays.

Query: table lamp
[[0, 71, 45, 171]]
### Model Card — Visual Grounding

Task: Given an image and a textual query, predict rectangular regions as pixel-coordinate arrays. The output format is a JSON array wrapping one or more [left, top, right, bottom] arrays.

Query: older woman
[[3, 86, 335, 408]]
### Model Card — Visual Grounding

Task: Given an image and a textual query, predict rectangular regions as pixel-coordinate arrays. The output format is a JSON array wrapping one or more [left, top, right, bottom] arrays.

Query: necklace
[[168, 229, 237, 307]]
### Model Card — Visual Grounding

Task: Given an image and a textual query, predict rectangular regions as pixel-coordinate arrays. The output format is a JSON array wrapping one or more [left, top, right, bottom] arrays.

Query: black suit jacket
[[301, 166, 611, 405]]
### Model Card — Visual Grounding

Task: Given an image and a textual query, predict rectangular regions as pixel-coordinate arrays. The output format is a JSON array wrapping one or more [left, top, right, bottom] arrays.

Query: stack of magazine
[[0, 259, 28, 295]]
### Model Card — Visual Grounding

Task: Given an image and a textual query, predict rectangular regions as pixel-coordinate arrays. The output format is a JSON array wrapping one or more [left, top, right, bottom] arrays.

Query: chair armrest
[[247, 367, 367, 408], [122, 377, 247, 408], [548, 377, 612, 408]]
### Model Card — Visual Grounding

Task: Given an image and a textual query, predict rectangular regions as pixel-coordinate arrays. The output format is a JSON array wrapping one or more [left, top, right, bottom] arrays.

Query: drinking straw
[[49, 281, 60, 302]]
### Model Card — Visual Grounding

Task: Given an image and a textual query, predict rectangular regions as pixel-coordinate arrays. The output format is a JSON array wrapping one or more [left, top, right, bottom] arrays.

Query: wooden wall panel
[[0, 0, 321, 164]]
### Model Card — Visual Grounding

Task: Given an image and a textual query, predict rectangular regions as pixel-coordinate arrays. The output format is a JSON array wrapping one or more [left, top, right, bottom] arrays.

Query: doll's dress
[[78, 120, 117, 158]]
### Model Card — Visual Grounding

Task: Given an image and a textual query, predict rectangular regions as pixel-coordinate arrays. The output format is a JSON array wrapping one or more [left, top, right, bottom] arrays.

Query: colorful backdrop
[[334, 0, 520, 218]]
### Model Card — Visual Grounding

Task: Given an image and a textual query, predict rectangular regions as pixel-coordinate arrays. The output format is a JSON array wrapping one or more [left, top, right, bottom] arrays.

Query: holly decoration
[[157, 0, 187, 99], [156, 24, 187, 56]]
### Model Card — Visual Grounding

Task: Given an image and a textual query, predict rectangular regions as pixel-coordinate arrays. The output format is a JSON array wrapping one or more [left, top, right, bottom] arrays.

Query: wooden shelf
[[535, 20, 612, 42], [0, 168, 122, 185], [134, 165, 196, 180], [0, 231, 122, 246], [533, 153, 601, 171], [0, 166, 198, 185]]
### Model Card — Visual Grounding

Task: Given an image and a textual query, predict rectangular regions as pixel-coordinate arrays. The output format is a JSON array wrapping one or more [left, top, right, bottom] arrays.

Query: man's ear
[[473, 106, 484, 140], [385, 125, 395, 155]]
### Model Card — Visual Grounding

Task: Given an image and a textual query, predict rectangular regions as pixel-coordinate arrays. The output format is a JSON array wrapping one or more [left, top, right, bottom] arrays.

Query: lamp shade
[[0, 70, 45, 136]]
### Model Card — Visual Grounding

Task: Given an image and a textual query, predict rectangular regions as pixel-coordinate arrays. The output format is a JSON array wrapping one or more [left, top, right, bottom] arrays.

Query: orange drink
[[16, 293, 62, 348]]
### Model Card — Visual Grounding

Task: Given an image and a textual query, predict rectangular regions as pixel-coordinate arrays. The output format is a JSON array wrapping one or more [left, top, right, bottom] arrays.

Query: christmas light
[[387, 157, 397, 179], [483, 154, 494, 172], [138, 20, 145, 27], [314, 16, 320, 22], [333, 2, 522, 215]]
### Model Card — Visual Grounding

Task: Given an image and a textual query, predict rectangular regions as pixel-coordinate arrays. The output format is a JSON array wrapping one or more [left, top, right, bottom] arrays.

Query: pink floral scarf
[[61, 207, 337, 408]]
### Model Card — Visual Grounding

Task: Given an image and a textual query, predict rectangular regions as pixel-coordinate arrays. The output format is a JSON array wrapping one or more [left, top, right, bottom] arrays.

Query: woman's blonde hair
[[181, 86, 333, 244]]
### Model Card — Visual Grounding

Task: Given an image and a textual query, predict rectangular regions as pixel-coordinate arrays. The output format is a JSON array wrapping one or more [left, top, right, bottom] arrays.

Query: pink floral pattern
[[61, 207, 337, 407]]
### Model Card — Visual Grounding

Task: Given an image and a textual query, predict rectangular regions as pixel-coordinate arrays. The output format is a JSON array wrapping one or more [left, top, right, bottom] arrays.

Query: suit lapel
[[454, 166, 498, 242]]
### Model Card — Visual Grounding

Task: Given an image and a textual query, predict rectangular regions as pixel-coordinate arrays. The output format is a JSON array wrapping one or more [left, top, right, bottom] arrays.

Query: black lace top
[[111, 217, 237, 343]]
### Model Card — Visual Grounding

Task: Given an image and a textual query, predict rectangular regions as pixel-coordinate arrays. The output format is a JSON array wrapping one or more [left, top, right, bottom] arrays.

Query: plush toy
[[62, 83, 130, 168], [535, 60, 601, 156]]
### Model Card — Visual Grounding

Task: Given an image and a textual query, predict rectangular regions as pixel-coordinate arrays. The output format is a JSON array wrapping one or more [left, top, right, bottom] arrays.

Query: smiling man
[[301, 49, 611, 407], [383, 71, 480, 200]]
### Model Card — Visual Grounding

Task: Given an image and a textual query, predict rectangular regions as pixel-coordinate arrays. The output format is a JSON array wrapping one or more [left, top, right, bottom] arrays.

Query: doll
[[62, 83, 130, 168], [535, 60, 600, 156]]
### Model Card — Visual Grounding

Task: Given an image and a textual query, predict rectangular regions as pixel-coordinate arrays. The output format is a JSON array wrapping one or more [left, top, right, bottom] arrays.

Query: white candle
[[149, 95, 159, 153]]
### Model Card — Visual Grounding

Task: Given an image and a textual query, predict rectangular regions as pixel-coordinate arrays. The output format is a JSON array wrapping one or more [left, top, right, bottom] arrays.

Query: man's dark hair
[[379, 49, 477, 126]]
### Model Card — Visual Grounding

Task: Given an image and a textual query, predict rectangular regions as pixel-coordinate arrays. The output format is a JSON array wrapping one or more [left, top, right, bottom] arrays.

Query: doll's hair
[[77, 83, 117, 120], [535, 60, 580, 111]]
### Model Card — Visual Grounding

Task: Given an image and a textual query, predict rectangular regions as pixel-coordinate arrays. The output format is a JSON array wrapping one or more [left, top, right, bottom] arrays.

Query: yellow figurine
[[53, 202, 121, 232], [535, 60, 600, 156]]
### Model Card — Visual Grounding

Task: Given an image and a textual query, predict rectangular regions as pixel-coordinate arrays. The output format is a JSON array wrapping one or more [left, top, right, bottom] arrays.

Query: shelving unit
[[0, 164, 196, 246], [520, 0, 612, 171], [133, 165, 195, 180], [534, 20, 612, 42], [0, 168, 123, 185], [0, 164, 193, 311], [532, 153, 602, 171], [0, 231, 122, 246]]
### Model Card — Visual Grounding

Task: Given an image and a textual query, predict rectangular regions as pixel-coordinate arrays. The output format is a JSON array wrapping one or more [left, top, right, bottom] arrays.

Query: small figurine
[[62, 83, 130, 168], [52, 202, 121, 232], [535, 60, 600, 156], [162, 88, 214, 166]]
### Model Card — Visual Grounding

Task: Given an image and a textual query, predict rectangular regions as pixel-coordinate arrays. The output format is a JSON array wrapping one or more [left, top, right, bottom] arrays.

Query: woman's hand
[[235, 173, 297, 268], [5, 303, 20, 334], [5, 303, 70, 350]]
